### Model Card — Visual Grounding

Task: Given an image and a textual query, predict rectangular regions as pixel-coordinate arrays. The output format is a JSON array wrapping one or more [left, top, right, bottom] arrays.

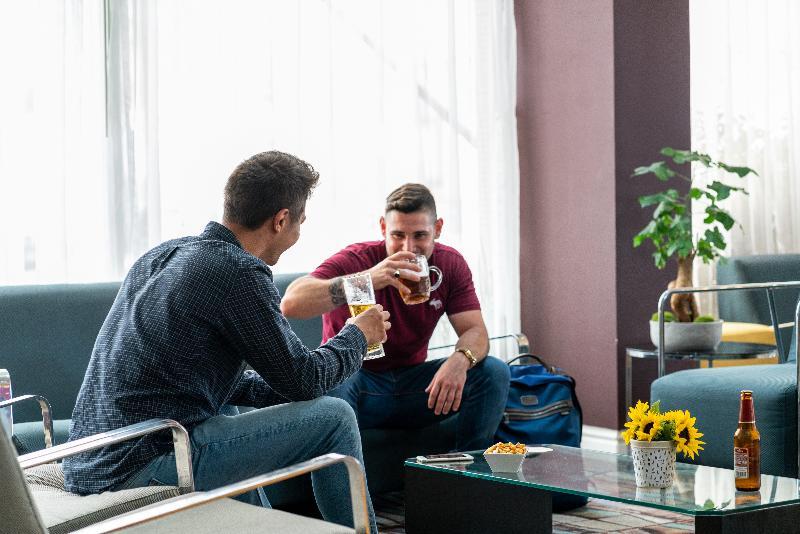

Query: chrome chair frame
[[18, 418, 195, 494], [74, 453, 370, 534], [429, 332, 531, 361], [0, 394, 54, 448]]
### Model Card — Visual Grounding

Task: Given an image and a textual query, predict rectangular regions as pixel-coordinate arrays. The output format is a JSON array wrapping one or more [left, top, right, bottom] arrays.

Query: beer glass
[[401, 254, 443, 305], [342, 273, 385, 360]]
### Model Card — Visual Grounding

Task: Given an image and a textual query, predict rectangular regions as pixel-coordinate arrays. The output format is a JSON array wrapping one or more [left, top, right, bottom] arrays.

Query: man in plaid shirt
[[64, 151, 387, 531]]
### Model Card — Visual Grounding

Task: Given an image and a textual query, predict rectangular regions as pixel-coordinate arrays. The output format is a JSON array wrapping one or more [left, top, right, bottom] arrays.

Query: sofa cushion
[[26, 463, 180, 533], [0, 275, 313, 424], [0, 282, 122, 422], [717, 254, 800, 356], [13, 419, 72, 455], [651, 363, 797, 477], [273, 273, 322, 348]]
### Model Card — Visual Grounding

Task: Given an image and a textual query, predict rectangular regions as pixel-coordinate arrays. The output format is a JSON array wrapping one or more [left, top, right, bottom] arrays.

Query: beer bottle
[[734, 390, 760, 491]]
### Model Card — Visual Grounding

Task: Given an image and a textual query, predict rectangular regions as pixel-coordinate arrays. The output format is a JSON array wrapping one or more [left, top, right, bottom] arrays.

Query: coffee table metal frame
[[404, 444, 800, 534]]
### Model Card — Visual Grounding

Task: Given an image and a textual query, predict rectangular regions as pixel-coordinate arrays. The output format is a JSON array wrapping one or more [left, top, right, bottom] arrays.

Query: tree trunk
[[668, 254, 699, 322]]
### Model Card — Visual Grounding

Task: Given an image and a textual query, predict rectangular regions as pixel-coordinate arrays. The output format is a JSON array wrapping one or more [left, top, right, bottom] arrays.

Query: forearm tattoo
[[329, 277, 347, 306]]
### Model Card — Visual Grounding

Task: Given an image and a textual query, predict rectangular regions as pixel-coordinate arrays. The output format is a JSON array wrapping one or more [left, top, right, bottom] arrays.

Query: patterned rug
[[374, 492, 694, 533]]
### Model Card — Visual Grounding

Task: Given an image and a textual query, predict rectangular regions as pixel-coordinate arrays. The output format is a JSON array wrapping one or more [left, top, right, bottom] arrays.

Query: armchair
[[0, 406, 193, 534], [650, 281, 800, 478], [1, 422, 368, 534]]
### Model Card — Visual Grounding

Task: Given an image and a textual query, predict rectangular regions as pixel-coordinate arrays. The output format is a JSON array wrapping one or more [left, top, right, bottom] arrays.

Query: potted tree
[[632, 147, 758, 350]]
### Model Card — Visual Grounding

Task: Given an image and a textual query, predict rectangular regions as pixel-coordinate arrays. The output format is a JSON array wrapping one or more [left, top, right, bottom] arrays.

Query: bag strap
[[507, 353, 555, 373]]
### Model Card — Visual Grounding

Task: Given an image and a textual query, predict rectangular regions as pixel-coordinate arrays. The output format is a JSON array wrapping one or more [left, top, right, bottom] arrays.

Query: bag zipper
[[504, 399, 573, 422]]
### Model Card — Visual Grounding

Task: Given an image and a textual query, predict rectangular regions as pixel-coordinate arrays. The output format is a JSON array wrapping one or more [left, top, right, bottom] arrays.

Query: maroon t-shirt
[[310, 240, 481, 372]]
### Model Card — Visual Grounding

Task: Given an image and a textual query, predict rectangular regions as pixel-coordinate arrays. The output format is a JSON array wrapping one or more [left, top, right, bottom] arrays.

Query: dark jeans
[[328, 356, 510, 451]]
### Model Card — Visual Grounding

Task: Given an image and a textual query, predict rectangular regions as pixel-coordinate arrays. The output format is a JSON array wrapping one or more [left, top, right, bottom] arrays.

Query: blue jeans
[[120, 397, 377, 532], [328, 356, 510, 451]]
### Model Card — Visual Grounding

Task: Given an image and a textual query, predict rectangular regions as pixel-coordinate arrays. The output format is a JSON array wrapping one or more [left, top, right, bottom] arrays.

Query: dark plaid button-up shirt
[[63, 221, 366, 494]]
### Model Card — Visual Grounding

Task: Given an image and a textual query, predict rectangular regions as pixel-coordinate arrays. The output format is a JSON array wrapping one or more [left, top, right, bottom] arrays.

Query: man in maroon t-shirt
[[281, 184, 509, 451]]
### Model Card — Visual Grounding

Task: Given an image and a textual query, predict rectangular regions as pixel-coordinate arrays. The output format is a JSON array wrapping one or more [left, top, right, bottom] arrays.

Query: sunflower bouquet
[[621, 400, 705, 459]]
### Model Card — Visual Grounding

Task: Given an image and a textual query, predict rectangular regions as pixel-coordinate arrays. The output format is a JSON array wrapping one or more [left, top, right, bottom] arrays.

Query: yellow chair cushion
[[721, 322, 777, 345], [699, 322, 778, 368]]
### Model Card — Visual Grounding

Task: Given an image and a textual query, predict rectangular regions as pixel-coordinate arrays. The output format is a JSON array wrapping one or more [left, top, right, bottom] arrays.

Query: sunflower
[[621, 424, 637, 445], [673, 410, 705, 459], [620, 400, 650, 444], [635, 411, 663, 442], [628, 400, 650, 422]]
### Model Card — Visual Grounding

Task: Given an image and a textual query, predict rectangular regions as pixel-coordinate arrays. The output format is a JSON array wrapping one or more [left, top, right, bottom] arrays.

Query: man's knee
[[313, 395, 359, 428], [476, 356, 510, 385]]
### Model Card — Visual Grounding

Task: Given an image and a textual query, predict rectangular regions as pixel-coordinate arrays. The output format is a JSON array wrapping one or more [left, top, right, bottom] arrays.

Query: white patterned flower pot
[[630, 440, 676, 488]]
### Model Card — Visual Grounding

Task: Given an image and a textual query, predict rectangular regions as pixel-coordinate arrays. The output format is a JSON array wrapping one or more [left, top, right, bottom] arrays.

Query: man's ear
[[434, 217, 443, 239], [380, 216, 387, 238], [272, 208, 291, 233]]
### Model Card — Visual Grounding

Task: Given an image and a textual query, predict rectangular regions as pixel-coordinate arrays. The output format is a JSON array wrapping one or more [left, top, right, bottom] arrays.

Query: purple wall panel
[[515, 0, 690, 428]]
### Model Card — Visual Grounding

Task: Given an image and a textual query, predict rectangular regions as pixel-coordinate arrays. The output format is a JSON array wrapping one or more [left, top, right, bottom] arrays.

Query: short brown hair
[[224, 151, 319, 229], [384, 183, 437, 218]]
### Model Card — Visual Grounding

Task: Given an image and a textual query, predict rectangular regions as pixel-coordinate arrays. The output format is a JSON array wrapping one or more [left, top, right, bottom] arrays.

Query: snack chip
[[485, 441, 526, 455]]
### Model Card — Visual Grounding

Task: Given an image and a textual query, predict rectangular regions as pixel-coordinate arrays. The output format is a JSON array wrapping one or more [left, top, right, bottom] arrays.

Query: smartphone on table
[[415, 452, 474, 463]]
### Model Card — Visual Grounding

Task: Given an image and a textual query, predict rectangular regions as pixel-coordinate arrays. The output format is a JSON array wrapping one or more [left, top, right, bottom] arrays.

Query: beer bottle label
[[734, 447, 749, 478]]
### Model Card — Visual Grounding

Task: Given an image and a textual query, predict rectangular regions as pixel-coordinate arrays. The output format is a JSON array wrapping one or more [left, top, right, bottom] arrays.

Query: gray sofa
[[0, 274, 459, 508]]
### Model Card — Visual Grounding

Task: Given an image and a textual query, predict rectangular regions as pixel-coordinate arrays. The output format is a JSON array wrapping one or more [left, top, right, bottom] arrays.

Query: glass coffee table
[[404, 445, 800, 534]]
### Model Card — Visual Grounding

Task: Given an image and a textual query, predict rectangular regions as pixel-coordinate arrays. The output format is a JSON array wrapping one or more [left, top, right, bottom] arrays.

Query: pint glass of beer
[[342, 273, 385, 359], [401, 254, 443, 305]]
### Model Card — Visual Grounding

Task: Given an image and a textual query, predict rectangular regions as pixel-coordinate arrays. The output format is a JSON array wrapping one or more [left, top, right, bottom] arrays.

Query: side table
[[625, 342, 777, 409]]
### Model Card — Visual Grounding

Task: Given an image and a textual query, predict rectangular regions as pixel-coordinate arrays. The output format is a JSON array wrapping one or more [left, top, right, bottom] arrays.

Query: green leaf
[[704, 227, 726, 249], [696, 239, 715, 263], [689, 187, 703, 200], [708, 181, 733, 201], [653, 251, 667, 269], [633, 161, 676, 181], [653, 201, 674, 219], [650, 400, 662, 415], [691, 152, 713, 167], [639, 193, 668, 208], [704, 206, 736, 230], [660, 147, 676, 157], [717, 162, 758, 178], [715, 210, 735, 230]]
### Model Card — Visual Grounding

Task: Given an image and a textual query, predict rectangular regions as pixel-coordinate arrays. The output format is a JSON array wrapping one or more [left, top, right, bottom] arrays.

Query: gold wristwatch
[[455, 347, 477, 368]]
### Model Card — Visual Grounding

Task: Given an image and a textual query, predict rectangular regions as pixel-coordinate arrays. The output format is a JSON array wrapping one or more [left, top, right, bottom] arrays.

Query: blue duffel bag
[[495, 354, 587, 511]]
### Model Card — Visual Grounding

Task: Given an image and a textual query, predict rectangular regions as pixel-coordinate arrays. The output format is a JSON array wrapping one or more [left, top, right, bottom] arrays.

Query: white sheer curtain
[[691, 0, 800, 297], [0, 1, 108, 283], [0, 0, 520, 347]]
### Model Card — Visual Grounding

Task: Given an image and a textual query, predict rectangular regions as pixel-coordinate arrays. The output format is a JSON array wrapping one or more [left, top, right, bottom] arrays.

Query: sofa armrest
[[73, 453, 370, 534], [0, 394, 54, 448], [18, 418, 194, 494]]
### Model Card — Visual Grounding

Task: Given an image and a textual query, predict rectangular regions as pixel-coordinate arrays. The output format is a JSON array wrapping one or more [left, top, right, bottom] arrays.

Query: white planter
[[630, 439, 676, 488], [649, 320, 723, 352]]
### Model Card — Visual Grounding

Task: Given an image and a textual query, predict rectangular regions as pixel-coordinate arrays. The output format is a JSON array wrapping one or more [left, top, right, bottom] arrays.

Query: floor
[[373, 426, 695, 533]]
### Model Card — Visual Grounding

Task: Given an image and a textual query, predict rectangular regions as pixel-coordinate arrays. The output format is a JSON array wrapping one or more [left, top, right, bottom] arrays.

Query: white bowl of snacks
[[483, 442, 526, 472]]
